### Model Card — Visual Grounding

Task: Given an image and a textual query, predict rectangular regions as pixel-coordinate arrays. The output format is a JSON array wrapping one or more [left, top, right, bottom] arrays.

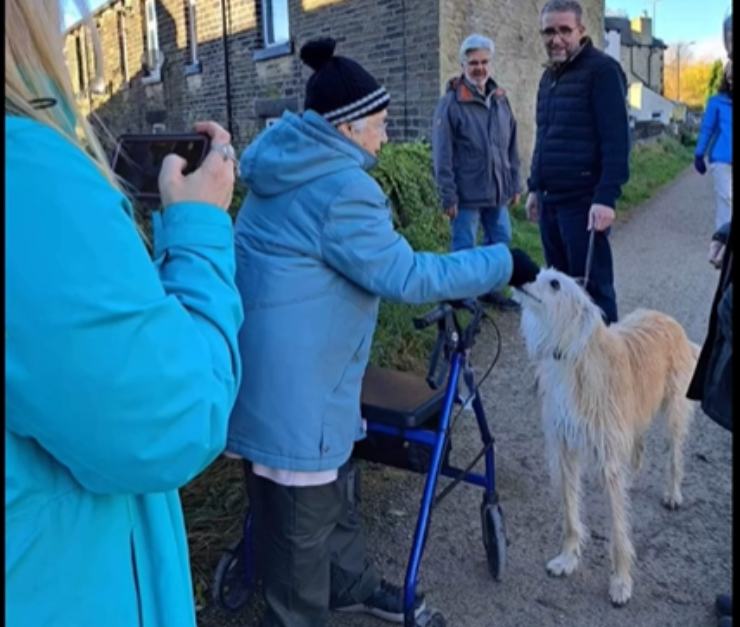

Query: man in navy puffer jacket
[[526, 0, 630, 323]]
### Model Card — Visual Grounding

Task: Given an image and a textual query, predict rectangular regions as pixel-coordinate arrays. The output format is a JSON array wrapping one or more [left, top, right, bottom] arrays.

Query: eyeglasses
[[465, 58, 490, 68], [348, 119, 388, 135], [539, 25, 575, 39]]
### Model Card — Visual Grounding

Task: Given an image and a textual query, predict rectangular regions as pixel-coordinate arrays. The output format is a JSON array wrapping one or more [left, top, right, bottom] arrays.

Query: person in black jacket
[[687, 219, 733, 627], [526, 0, 630, 323]]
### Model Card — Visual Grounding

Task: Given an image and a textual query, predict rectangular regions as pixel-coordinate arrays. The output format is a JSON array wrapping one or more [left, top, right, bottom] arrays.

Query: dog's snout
[[550, 279, 561, 291]]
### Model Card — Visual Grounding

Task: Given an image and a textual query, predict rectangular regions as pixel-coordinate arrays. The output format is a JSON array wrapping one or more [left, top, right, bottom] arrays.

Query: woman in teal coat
[[5, 1, 243, 625]]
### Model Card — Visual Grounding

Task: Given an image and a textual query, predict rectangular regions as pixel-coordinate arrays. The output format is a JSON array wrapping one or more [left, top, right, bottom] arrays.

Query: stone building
[[604, 14, 666, 94], [604, 14, 674, 124], [64, 0, 604, 174]]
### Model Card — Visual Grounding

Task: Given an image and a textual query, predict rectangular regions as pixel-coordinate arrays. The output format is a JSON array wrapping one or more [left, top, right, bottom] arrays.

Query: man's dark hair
[[540, 0, 583, 22], [717, 61, 732, 96], [718, 74, 732, 96]]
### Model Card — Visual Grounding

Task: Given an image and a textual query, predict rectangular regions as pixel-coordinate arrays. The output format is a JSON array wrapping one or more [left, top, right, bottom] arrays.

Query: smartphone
[[111, 133, 211, 203]]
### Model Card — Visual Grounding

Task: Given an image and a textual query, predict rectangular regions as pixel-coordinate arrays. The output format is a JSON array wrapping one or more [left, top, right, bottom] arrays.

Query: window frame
[[261, 0, 290, 48], [116, 9, 130, 84], [142, 0, 164, 84], [184, 0, 202, 75], [74, 32, 87, 94]]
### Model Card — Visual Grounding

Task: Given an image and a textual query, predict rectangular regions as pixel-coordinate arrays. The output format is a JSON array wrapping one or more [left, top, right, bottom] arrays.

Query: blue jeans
[[450, 205, 512, 251], [538, 193, 618, 323]]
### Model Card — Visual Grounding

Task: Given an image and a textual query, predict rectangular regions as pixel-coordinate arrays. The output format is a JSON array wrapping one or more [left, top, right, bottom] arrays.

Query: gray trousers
[[244, 460, 380, 627], [710, 162, 733, 230]]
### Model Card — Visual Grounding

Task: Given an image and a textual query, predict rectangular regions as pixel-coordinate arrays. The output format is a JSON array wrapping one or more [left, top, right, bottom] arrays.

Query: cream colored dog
[[518, 268, 698, 607]]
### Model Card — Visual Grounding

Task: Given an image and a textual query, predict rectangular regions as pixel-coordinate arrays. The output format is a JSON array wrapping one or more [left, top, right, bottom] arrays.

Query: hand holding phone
[[159, 121, 236, 210], [112, 121, 235, 211]]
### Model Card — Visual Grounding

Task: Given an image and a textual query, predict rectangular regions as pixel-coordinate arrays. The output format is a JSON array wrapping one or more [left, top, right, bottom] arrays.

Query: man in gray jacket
[[432, 33, 522, 311]]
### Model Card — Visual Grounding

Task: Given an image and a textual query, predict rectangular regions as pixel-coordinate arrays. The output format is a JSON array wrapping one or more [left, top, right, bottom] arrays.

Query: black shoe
[[717, 594, 733, 617], [478, 291, 521, 312], [333, 579, 426, 623]]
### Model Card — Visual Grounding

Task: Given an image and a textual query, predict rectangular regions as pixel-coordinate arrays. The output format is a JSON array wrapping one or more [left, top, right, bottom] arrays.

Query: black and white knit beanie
[[300, 38, 390, 124]]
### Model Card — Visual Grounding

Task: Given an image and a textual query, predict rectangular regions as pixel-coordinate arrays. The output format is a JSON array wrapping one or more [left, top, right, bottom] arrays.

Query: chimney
[[630, 15, 652, 44]]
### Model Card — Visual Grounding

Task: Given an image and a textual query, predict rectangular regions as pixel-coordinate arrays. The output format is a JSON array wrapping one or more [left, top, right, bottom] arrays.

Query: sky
[[64, 0, 731, 63], [607, 0, 731, 61]]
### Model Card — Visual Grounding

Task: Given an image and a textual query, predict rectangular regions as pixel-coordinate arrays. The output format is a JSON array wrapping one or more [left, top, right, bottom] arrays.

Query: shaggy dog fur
[[518, 268, 698, 606]]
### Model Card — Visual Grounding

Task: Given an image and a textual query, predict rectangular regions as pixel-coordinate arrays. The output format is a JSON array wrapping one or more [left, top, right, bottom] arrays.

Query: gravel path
[[200, 168, 732, 627]]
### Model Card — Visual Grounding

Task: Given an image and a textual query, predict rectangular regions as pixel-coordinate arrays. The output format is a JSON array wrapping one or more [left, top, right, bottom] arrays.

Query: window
[[117, 10, 130, 83], [143, 0, 163, 81], [261, 0, 289, 47], [75, 33, 87, 93], [185, 0, 201, 73]]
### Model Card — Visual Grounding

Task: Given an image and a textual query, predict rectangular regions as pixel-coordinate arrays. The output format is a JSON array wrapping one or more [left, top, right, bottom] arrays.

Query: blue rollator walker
[[212, 299, 507, 626]]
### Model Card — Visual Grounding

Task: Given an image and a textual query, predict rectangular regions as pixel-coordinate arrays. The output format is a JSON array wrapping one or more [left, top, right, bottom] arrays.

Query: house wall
[[619, 42, 663, 94], [604, 28, 620, 61], [64, 0, 441, 151], [628, 82, 674, 124]]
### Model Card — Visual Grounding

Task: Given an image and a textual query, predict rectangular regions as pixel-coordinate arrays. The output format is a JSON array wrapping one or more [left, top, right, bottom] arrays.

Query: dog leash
[[582, 228, 596, 289]]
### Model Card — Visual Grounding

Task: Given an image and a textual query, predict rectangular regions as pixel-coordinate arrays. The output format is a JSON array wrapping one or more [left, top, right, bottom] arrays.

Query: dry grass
[[181, 456, 248, 610]]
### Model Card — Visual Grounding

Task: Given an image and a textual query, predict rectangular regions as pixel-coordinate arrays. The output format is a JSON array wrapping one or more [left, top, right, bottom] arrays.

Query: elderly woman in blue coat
[[225, 38, 539, 627], [6, 0, 243, 625], [695, 62, 733, 232]]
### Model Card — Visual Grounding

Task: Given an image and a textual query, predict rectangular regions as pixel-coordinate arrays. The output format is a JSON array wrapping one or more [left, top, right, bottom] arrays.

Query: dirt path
[[200, 168, 732, 626]]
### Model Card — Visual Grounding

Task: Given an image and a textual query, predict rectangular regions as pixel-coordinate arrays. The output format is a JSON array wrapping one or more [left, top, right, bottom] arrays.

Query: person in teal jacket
[[694, 63, 733, 230], [6, 2, 243, 625], [225, 38, 539, 626]]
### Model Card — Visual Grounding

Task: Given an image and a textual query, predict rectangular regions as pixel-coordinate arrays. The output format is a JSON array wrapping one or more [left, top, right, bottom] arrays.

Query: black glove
[[694, 156, 707, 175], [509, 248, 540, 287], [712, 221, 731, 244]]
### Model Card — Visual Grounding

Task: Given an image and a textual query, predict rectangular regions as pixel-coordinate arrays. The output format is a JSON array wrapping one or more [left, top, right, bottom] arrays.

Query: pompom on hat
[[300, 38, 390, 124]]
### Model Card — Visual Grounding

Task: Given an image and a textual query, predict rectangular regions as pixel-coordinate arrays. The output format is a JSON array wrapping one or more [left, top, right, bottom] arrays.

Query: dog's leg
[[546, 443, 585, 577], [603, 463, 635, 606], [662, 396, 691, 510], [630, 434, 645, 472]]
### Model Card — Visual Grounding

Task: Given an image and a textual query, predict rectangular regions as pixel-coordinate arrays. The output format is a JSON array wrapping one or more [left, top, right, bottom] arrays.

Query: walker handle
[[413, 303, 453, 330]]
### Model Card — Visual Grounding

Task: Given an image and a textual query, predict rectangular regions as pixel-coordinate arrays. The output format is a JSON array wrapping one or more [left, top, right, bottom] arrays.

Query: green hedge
[[368, 143, 452, 372]]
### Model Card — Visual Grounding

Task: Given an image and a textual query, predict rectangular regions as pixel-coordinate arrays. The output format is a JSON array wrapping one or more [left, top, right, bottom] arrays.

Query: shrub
[[367, 143, 451, 371]]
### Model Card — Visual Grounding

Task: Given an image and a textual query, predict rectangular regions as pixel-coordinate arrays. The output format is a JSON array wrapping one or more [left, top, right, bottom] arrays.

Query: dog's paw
[[662, 491, 683, 510], [609, 574, 633, 607], [546, 552, 579, 577]]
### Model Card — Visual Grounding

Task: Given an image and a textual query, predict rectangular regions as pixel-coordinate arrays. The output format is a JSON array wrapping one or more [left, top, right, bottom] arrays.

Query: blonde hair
[[5, 0, 119, 189]]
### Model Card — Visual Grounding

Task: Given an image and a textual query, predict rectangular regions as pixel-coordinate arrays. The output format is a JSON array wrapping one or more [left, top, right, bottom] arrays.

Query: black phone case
[[111, 133, 211, 202]]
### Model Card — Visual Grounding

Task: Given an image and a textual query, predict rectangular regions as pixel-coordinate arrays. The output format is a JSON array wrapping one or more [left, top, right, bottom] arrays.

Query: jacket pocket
[[320, 334, 369, 457]]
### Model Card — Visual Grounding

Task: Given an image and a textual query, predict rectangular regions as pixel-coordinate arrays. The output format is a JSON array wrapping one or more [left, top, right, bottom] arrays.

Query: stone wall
[[64, 0, 441, 151]]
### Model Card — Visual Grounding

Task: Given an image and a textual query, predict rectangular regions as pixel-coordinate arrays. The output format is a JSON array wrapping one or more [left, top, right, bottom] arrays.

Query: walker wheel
[[414, 608, 447, 626], [212, 537, 254, 611], [481, 501, 507, 580]]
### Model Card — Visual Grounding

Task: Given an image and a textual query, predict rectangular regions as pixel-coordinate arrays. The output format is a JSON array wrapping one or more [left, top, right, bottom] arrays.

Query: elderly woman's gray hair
[[459, 34, 495, 64]]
